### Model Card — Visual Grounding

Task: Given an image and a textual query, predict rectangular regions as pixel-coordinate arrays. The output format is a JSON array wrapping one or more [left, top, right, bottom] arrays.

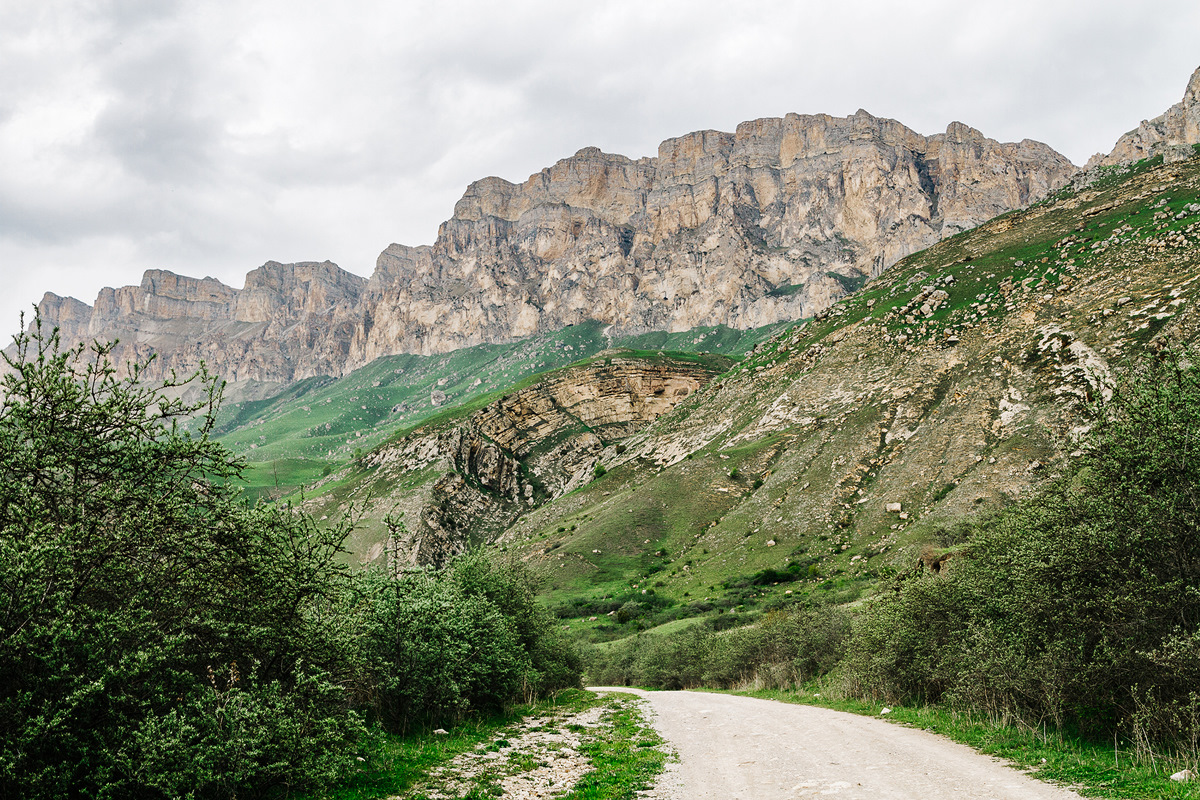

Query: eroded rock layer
[[323, 353, 731, 566]]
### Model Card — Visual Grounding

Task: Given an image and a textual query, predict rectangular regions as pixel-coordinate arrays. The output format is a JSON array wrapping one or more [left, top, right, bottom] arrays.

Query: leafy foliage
[[584, 602, 850, 691], [843, 350, 1200, 750], [0, 320, 581, 798], [0, 321, 366, 798], [352, 551, 580, 733]]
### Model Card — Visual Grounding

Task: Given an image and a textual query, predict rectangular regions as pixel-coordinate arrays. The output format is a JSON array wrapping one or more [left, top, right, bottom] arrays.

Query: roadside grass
[[305, 689, 670, 800], [305, 689, 598, 800], [563, 692, 670, 800], [723, 687, 1200, 800]]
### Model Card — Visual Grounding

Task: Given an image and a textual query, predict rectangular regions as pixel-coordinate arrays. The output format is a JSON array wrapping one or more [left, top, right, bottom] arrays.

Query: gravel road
[[590, 688, 1082, 800]]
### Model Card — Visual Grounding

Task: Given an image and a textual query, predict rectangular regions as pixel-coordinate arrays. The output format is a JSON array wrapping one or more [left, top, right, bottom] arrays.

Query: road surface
[[590, 687, 1081, 800]]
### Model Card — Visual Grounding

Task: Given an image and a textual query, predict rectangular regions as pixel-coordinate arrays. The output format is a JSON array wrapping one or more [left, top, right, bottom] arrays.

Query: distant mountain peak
[[1089, 64, 1200, 168]]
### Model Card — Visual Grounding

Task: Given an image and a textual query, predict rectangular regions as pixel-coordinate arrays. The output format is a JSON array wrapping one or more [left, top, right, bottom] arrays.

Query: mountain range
[[19, 67, 1200, 614], [280, 67, 1200, 605], [31, 109, 1083, 392]]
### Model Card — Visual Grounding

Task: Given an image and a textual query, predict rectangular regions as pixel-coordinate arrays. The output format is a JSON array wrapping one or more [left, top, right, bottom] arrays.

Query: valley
[[6, 58, 1200, 800], [229, 141, 1200, 646], [175, 65, 1200, 693]]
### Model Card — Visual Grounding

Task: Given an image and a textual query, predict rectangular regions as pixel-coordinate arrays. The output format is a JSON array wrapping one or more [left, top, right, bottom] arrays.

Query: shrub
[[449, 551, 581, 699], [354, 548, 581, 733], [843, 350, 1200, 748], [0, 321, 364, 799], [616, 601, 646, 624], [0, 319, 583, 796], [581, 603, 849, 692], [355, 568, 526, 731]]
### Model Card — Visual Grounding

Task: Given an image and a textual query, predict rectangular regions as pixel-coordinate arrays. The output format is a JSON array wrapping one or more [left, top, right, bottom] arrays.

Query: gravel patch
[[399, 704, 608, 799]]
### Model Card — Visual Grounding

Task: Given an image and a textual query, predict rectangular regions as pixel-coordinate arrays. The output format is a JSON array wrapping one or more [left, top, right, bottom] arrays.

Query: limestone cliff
[[346, 112, 1075, 365], [30, 262, 365, 388], [1091, 66, 1200, 167], [31, 111, 1075, 387], [490, 148, 1200, 596]]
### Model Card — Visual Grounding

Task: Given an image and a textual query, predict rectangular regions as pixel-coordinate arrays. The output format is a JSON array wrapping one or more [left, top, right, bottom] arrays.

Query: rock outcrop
[[29, 111, 1075, 387], [347, 112, 1074, 364], [1091, 66, 1200, 167], [317, 353, 730, 565], [28, 262, 365, 388], [491, 147, 1200, 595]]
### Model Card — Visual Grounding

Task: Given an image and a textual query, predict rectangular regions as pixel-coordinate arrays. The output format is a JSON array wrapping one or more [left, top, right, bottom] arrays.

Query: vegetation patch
[[0, 323, 582, 799]]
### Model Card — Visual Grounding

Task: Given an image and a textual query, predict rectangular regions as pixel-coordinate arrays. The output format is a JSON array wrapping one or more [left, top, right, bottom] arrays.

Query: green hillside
[[220, 150, 1200, 653], [494, 151, 1200, 639], [213, 320, 783, 500]]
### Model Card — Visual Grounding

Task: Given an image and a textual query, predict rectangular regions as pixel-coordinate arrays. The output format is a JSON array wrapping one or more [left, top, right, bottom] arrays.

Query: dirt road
[[590, 688, 1081, 800]]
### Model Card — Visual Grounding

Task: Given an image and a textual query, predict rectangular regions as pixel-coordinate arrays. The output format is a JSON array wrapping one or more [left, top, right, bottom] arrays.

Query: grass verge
[[306, 689, 599, 800], [305, 688, 670, 800], [564, 692, 670, 800], [722, 687, 1200, 799]]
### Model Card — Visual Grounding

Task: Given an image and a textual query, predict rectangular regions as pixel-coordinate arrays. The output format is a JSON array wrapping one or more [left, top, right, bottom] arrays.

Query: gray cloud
[[2, 0, 1199, 340]]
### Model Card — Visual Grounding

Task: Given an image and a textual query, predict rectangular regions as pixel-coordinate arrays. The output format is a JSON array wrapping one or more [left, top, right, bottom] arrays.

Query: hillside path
[[589, 687, 1082, 800]]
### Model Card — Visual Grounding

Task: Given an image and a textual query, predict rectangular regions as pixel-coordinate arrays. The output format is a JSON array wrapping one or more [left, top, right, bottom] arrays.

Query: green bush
[[843, 351, 1200, 748], [354, 549, 581, 734], [355, 568, 525, 731], [0, 322, 365, 798], [581, 603, 849, 691], [450, 551, 581, 699], [0, 321, 581, 797]]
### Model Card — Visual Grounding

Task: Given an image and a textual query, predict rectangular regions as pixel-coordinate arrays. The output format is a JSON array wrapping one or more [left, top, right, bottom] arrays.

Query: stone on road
[[591, 688, 1081, 800]]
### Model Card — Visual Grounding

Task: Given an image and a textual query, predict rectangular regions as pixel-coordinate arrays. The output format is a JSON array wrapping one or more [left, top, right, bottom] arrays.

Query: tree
[[0, 319, 363, 799], [844, 349, 1200, 747]]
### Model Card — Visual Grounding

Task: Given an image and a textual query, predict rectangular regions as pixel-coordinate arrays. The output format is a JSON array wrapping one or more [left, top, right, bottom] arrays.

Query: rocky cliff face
[[346, 112, 1074, 365], [490, 149, 1200, 596], [315, 354, 731, 566], [1092, 66, 1200, 167], [29, 262, 365, 388], [30, 111, 1075, 387], [312, 149, 1200, 579]]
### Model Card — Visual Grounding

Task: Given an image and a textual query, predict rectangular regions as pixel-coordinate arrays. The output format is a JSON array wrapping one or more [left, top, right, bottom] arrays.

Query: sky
[[1, 0, 1198, 337]]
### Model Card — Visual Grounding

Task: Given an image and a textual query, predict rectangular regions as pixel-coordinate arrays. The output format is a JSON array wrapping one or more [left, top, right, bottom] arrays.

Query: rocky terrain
[[305, 135, 1200, 629], [1091, 66, 1200, 167], [349, 114, 1073, 362], [211, 67, 1200, 609], [18, 65, 1200, 629], [27, 111, 1074, 389], [307, 352, 732, 565], [29, 261, 366, 393], [493, 146, 1200, 624]]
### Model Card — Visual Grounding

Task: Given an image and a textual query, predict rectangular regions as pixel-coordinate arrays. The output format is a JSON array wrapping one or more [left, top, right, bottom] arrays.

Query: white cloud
[[2, 0, 1198, 338]]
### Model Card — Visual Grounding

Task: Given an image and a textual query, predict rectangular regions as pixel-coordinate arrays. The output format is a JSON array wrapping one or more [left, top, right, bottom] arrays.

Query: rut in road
[[592, 688, 1083, 800]]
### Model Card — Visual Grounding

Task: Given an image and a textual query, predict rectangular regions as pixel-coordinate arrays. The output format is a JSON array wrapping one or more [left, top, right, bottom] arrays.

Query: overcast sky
[[2, 0, 1198, 338]]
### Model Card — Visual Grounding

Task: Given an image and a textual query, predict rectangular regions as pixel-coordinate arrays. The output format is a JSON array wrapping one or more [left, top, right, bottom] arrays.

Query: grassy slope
[[215, 320, 782, 501], [501, 153, 1200, 641], [221, 151, 1200, 640], [285, 349, 740, 561]]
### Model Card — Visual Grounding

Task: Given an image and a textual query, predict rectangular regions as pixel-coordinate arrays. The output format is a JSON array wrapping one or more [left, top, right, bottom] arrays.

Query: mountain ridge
[[28, 109, 1076, 389]]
